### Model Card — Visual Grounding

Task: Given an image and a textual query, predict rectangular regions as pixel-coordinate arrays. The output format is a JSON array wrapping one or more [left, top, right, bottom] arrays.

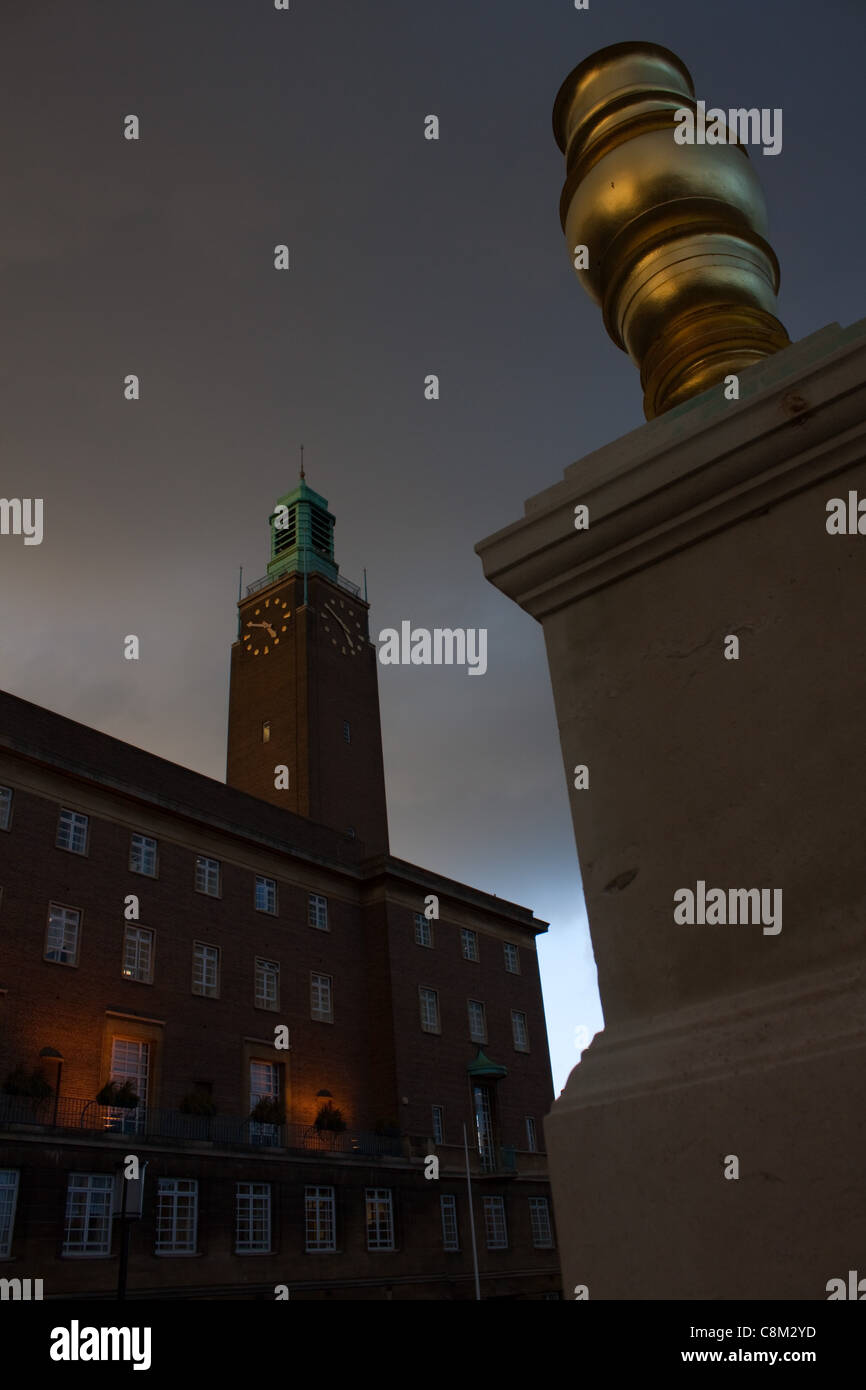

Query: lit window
[[468, 999, 486, 1043], [255, 958, 280, 1011], [305, 1187, 336, 1252], [432, 1105, 444, 1145], [529, 1197, 554, 1248], [419, 987, 440, 1034], [155, 1178, 198, 1254], [45, 903, 80, 966], [503, 942, 520, 974], [56, 809, 88, 855], [311, 972, 333, 1022], [109, 1038, 149, 1135], [483, 1195, 507, 1250], [414, 913, 432, 947], [365, 1189, 395, 1251], [255, 876, 277, 914], [262, 721, 271, 743], [122, 925, 154, 983], [511, 1010, 529, 1051], [235, 1183, 271, 1254], [461, 929, 479, 961], [308, 893, 328, 930], [63, 1174, 113, 1256], [192, 942, 220, 998], [194, 856, 220, 896], [440, 1194, 459, 1252], [0, 1170, 20, 1257], [249, 1061, 281, 1144], [0, 786, 12, 831], [129, 833, 157, 877], [525, 1116, 537, 1152]]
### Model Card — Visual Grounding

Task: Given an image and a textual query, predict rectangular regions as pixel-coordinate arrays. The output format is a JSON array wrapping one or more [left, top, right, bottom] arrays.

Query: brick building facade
[[0, 481, 558, 1299]]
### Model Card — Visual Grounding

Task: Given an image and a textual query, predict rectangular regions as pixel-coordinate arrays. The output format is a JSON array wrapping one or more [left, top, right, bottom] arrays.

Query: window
[[525, 1116, 538, 1153], [414, 912, 432, 947], [483, 1195, 508, 1250], [365, 1189, 395, 1251], [310, 972, 333, 1022], [468, 999, 487, 1043], [235, 1183, 271, 1254], [194, 856, 220, 896], [192, 942, 220, 998], [255, 876, 277, 914], [343, 721, 351, 744], [109, 1038, 149, 1134], [308, 893, 328, 930], [346, 827, 356, 839], [440, 1195, 459, 1252], [511, 1010, 529, 1051], [0, 1170, 20, 1257], [504, 942, 520, 974], [305, 1186, 336, 1252], [155, 1178, 198, 1254], [419, 987, 440, 1034], [0, 786, 12, 831], [129, 833, 157, 877], [63, 1174, 113, 1256], [56, 809, 88, 855], [122, 925, 154, 983], [431, 1105, 444, 1145], [473, 1084, 495, 1171], [45, 903, 80, 966], [529, 1197, 554, 1249], [249, 1061, 280, 1143], [255, 958, 280, 1011], [461, 928, 479, 961], [262, 720, 271, 743]]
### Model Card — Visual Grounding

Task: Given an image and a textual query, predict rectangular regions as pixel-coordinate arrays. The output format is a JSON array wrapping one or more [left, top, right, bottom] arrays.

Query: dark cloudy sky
[[1, 0, 863, 1094]]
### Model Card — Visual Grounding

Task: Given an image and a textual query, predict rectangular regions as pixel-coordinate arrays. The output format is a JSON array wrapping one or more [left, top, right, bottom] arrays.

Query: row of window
[[38, 903, 527, 1042], [414, 914, 521, 973], [420, 985, 530, 1050], [1, 794, 524, 971], [0, 1170, 553, 1257]]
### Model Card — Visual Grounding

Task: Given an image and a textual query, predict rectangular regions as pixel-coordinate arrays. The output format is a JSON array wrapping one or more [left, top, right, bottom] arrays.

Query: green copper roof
[[267, 476, 338, 583], [466, 1048, 508, 1080]]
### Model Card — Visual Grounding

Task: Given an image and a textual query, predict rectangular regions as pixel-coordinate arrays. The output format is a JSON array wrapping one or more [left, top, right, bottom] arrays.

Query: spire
[[299, 443, 305, 481]]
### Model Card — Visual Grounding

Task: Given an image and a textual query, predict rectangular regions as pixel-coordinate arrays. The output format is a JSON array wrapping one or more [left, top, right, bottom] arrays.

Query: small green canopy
[[466, 1048, 507, 1080]]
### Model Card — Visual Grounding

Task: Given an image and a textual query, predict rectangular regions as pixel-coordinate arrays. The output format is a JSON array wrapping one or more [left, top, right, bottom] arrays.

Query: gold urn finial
[[553, 42, 790, 419]]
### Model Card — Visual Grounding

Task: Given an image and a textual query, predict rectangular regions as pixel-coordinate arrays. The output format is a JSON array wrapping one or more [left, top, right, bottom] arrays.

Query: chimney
[[553, 41, 790, 419]]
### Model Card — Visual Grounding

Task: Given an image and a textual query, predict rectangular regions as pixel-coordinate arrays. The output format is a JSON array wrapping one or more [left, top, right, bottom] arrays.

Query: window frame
[[194, 855, 221, 897], [235, 1182, 272, 1254], [482, 1195, 508, 1250], [44, 902, 81, 967], [511, 1009, 530, 1052], [62, 1174, 113, 1258], [255, 875, 278, 915], [0, 1169, 20, 1258], [431, 1104, 444, 1145], [529, 1196, 554, 1249], [122, 923, 154, 984], [503, 942, 520, 974], [56, 808, 89, 856], [310, 971, 333, 1023], [129, 833, 158, 878], [467, 998, 487, 1044], [461, 928, 479, 962], [418, 985, 441, 1034], [155, 1178, 198, 1255], [440, 1194, 459, 1252], [0, 785, 12, 832], [305, 1186, 336, 1253], [365, 1188, 395, 1252], [414, 912, 433, 948], [255, 957, 280, 1011], [308, 893, 329, 930], [192, 941, 220, 998]]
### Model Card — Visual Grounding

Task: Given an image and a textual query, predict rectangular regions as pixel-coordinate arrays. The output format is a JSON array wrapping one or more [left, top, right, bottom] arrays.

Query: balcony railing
[[0, 1095, 402, 1158], [245, 570, 361, 599]]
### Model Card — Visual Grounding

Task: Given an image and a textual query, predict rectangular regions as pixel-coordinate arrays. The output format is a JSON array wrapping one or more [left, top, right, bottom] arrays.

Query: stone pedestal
[[477, 321, 866, 1298]]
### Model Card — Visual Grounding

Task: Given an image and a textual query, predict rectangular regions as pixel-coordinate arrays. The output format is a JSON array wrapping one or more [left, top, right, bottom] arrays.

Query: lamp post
[[113, 1160, 147, 1301]]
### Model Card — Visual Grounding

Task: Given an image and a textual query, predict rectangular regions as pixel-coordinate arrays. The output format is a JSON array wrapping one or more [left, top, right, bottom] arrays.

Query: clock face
[[242, 596, 291, 656], [322, 599, 363, 656]]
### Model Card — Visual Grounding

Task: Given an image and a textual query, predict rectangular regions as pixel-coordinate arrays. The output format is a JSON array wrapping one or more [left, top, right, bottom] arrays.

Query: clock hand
[[324, 605, 352, 640]]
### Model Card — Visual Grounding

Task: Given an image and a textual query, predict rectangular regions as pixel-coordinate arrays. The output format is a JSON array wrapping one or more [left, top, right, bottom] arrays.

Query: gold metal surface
[[553, 42, 790, 419]]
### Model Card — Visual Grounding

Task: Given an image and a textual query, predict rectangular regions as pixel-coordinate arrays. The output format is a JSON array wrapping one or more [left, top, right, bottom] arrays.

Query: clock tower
[[226, 473, 389, 857]]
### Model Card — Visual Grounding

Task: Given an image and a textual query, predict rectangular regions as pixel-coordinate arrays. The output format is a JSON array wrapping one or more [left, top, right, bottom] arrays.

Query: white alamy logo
[[674, 881, 782, 935], [673, 102, 782, 156], [0, 1277, 43, 1300], [0, 498, 43, 545], [378, 622, 487, 675], [49, 1321, 151, 1371]]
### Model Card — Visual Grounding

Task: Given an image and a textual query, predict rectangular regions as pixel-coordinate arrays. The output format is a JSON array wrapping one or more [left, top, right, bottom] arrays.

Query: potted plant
[[3, 1066, 54, 1102], [96, 1080, 140, 1108], [314, 1101, 347, 1133], [250, 1096, 285, 1127]]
